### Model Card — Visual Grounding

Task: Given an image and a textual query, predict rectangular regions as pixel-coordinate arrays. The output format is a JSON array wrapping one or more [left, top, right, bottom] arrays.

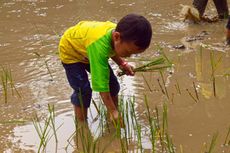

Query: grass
[[15, 93, 230, 153], [186, 88, 198, 103], [224, 126, 230, 146], [33, 52, 54, 81], [210, 50, 222, 97], [32, 104, 62, 153], [159, 70, 169, 100], [193, 81, 199, 101], [207, 132, 218, 153], [210, 51, 216, 97], [3, 44, 229, 152], [175, 79, 181, 95], [0, 65, 21, 103]]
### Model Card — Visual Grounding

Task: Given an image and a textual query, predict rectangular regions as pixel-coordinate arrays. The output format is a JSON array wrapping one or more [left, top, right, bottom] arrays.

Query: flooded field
[[1, 0, 230, 153]]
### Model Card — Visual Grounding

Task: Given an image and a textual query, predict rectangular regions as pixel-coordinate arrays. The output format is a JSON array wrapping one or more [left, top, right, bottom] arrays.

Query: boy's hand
[[119, 62, 134, 76], [110, 110, 124, 128]]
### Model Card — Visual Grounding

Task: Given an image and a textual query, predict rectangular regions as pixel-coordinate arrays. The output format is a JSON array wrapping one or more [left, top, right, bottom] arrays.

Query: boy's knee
[[71, 88, 92, 108]]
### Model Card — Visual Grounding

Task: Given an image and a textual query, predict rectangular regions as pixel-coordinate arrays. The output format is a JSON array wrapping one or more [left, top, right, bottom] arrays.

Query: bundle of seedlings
[[118, 57, 172, 76]]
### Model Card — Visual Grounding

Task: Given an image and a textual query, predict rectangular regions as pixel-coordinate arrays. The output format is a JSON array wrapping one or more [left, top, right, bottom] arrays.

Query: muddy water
[[1, 0, 230, 153]]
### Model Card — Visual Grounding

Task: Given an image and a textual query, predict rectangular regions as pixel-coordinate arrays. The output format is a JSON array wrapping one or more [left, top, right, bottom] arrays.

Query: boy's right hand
[[110, 110, 124, 128], [119, 62, 135, 76]]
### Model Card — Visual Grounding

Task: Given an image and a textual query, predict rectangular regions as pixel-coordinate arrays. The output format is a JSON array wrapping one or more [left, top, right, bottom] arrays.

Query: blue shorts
[[62, 62, 120, 108]]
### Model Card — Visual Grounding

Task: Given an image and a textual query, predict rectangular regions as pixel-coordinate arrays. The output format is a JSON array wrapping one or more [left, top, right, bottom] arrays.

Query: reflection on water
[[1, 0, 230, 153], [9, 112, 76, 153]]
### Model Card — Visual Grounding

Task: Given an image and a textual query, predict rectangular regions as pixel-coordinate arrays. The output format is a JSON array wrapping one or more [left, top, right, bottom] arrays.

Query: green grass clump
[[0, 65, 21, 103]]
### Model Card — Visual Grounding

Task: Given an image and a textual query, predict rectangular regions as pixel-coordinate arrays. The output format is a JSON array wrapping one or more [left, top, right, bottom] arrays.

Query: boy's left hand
[[119, 62, 134, 76]]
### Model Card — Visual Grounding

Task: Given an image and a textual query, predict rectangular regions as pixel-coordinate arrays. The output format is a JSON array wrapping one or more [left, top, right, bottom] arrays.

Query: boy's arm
[[100, 92, 119, 119]]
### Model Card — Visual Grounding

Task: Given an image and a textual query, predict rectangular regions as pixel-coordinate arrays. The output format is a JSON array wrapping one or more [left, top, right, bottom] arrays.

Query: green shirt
[[59, 21, 116, 92]]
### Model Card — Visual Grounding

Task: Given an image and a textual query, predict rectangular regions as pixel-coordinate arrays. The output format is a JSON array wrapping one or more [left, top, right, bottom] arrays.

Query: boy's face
[[112, 32, 143, 57]]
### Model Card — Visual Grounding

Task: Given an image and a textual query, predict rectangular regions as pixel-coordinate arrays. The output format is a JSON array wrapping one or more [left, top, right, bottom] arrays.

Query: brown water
[[1, 0, 230, 153]]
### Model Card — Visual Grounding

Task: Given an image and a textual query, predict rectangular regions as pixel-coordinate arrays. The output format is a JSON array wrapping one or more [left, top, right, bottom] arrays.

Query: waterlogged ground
[[1, 0, 230, 153]]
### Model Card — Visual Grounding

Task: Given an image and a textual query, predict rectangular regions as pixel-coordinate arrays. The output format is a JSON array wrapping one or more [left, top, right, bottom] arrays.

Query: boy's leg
[[74, 105, 88, 121], [62, 62, 92, 121], [193, 0, 208, 17], [226, 17, 230, 45], [213, 0, 229, 19]]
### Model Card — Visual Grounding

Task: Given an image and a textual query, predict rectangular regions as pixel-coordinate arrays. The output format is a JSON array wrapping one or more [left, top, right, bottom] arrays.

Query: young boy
[[59, 14, 152, 122]]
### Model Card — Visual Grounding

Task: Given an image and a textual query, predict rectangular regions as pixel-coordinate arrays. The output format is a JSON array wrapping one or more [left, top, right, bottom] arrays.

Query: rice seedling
[[0, 65, 21, 103], [162, 103, 168, 136], [118, 56, 172, 76], [127, 96, 144, 152], [180, 144, 184, 153], [186, 89, 198, 103], [210, 50, 222, 97], [156, 103, 169, 152], [125, 101, 132, 142], [224, 126, 230, 145], [207, 132, 218, 153], [32, 114, 51, 152], [199, 46, 203, 73], [92, 99, 100, 115], [193, 81, 199, 101], [166, 133, 175, 153], [157, 45, 173, 65], [142, 74, 152, 92], [136, 124, 143, 152], [48, 104, 58, 143], [157, 78, 166, 95], [32, 104, 62, 153], [72, 119, 93, 152], [210, 51, 216, 97], [99, 104, 107, 136], [144, 95, 156, 152], [201, 142, 208, 153], [153, 106, 165, 152], [33, 52, 54, 81], [78, 124, 95, 153], [65, 124, 76, 151], [74, 114, 117, 153], [1, 67, 8, 103], [118, 101, 129, 150], [175, 79, 181, 95], [159, 71, 169, 100]]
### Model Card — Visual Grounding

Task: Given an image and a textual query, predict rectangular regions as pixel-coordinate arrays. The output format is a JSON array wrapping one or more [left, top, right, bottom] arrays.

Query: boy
[[59, 14, 152, 122]]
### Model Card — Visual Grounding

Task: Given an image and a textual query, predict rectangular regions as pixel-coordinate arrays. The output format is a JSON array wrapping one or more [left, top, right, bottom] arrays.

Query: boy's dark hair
[[115, 14, 152, 50]]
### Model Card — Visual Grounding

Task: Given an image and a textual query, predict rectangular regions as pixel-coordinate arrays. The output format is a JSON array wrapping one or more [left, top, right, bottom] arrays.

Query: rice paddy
[[1, 1, 230, 153], [2, 45, 230, 152]]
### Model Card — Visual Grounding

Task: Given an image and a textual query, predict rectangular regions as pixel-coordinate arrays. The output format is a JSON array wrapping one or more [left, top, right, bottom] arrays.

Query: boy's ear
[[113, 31, 121, 41]]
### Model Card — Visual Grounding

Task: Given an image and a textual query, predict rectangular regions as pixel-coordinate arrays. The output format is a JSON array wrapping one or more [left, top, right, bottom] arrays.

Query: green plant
[[118, 57, 171, 76], [0, 65, 21, 103], [33, 52, 53, 81], [32, 104, 62, 153]]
